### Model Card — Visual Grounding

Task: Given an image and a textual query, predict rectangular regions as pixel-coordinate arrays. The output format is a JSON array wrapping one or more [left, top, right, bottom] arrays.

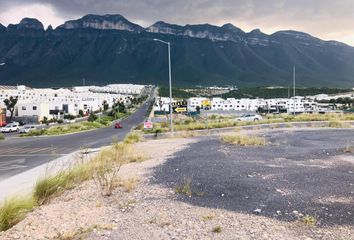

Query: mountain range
[[0, 14, 354, 88]]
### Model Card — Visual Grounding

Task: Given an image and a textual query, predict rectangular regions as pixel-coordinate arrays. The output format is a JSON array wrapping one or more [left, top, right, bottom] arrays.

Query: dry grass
[[0, 196, 34, 231], [118, 177, 139, 193], [123, 132, 144, 144], [344, 145, 354, 153], [147, 113, 354, 134], [174, 178, 193, 197], [301, 215, 317, 226], [3, 137, 147, 231], [328, 120, 352, 128], [220, 134, 267, 146], [202, 213, 216, 221]]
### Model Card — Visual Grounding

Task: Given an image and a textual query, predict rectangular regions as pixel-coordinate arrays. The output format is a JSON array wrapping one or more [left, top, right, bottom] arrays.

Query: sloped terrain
[[0, 15, 354, 87]]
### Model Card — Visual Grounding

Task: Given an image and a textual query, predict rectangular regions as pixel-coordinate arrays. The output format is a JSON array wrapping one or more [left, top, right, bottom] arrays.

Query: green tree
[[3, 96, 18, 121], [196, 105, 201, 113], [78, 110, 84, 117], [102, 100, 109, 112], [88, 112, 98, 122]]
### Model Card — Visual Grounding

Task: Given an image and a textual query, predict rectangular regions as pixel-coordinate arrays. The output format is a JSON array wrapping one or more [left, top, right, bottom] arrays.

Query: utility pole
[[154, 38, 173, 132], [83, 78, 86, 86], [293, 66, 296, 115]]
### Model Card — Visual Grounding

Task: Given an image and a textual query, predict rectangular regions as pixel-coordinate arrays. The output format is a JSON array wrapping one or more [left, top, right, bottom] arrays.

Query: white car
[[0, 124, 20, 133], [236, 114, 263, 122], [19, 125, 37, 133]]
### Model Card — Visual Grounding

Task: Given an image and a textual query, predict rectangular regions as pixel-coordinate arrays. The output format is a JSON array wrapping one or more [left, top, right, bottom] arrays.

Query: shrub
[[78, 110, 84, 117], [57, 119, 64, 124], [88, 112, 98, 122], [123, 132, 143, 144], [220, 134, 267, 146], [153, 128, 163, 137], [0, 133, 4, 140], [90, 143, 130, 196], [0, 196, 34, 231], [64, 114, 76, 120]]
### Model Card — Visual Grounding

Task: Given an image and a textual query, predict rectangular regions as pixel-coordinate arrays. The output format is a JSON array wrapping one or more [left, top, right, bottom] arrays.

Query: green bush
[[88, 112, 98, 122], [124, 132, 143, 144], [64, 114, 76, 120], [0, 133, 4, 140]]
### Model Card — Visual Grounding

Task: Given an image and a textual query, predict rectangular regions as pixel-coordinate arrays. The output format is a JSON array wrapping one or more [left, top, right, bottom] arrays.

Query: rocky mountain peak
[[8, 18, 44, 31], [222, 23, 244, 33], [58, 14, 143, 32], [146, 21, 185, 34], [46, 25, 53, 31]]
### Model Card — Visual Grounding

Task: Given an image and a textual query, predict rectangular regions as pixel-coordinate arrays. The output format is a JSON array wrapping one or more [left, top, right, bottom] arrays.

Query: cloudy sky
[[0, 0, 354, 46]]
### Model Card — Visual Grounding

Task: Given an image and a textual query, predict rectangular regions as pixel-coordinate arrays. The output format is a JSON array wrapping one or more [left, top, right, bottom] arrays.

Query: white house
[[17, 102, 50, 122]]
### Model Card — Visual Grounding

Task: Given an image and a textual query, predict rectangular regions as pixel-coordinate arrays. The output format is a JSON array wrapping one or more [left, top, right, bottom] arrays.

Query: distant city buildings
[[154, 93, 352, 114], [0, 84, 146, 123]]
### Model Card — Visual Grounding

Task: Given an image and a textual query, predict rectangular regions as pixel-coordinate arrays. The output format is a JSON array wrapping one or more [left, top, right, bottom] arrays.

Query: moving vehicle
[[0, 124, 20, 133], [114, 122, 122, 129], [19, 125, 37, 133], [236, 114, 263, 122]]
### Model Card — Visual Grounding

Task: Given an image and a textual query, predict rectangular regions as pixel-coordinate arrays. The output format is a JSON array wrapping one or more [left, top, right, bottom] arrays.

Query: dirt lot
[[1, 129, 353, 240]]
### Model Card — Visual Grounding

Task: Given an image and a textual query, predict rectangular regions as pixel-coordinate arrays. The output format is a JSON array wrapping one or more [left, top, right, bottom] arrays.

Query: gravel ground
[[1, 129, 353, 240], [152, 129, 354, 226]]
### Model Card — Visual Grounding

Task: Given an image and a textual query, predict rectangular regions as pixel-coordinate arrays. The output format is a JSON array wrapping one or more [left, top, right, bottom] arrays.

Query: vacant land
[[1, 129, 353, 240]]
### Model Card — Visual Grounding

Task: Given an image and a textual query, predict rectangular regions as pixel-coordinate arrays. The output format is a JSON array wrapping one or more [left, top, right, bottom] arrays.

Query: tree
[[3, 96, 18, 121], [196, 106, 201, 113], [88, 112, 98, 122], [102, 100, 109, 112]]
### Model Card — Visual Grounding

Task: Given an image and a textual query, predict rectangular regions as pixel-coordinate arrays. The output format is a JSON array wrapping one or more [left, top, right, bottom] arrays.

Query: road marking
[[0, 147, 56, 155], [0, 154, 66, 157], [0, 158, 26, 171]]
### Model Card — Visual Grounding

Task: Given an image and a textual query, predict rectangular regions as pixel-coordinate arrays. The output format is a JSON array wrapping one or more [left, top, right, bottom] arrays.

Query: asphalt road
[[0, 94, 154, 181], [152, 129, 354, 226]]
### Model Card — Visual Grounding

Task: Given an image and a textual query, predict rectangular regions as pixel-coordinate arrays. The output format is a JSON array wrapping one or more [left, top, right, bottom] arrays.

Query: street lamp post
[[154, 38, 173, 132]]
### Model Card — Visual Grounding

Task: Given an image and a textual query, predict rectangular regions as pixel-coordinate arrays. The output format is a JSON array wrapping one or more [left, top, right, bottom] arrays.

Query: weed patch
[[220, 134, 267, 146], [123, 132, 143, 144], [212, 226, 222, 233], [301, 215, 317, 226], [0, 196, 34, 231]]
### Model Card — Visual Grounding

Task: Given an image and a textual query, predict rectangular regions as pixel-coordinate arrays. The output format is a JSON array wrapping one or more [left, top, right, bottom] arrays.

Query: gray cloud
[[0, 0, 354, 45]]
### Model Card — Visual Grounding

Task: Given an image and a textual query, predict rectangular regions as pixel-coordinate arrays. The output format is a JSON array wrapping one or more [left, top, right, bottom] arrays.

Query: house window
[[33, 106, 37, 111], [22, 106, 26, 111]]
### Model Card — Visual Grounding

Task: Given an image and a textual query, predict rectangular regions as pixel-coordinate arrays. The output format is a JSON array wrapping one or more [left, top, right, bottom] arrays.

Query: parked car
[[114, 122, 122, 129], [19, 125, 37, 133], [236, 114, 263, 122], [7, 121, 20, 125], [0, 124, 20, 133]]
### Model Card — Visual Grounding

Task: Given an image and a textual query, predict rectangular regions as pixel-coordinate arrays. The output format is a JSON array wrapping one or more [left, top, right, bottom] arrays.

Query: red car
[[114, 122, 122, 129]]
